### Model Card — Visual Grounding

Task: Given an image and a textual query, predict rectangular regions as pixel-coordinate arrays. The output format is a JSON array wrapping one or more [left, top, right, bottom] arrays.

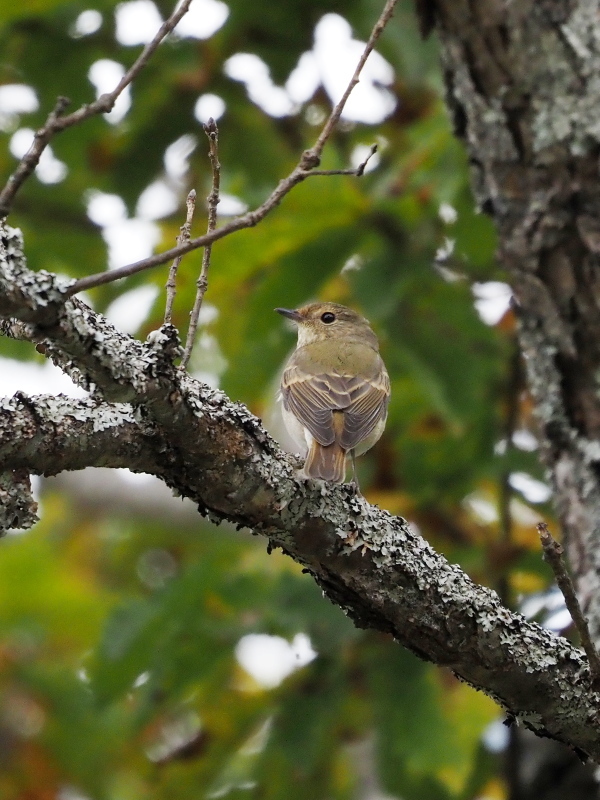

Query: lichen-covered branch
[[1, 224, 600, 760], [1, 373, 599, 760], [0, 393, 163, 476], [0, 225, 184, 403]]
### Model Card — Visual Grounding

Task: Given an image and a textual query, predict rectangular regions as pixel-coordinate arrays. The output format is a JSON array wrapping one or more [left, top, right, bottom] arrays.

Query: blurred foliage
[[0, 0, 560, 798]]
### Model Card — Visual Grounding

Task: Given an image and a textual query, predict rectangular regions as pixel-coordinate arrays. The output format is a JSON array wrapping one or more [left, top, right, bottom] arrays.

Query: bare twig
[[0, 0, 193, 217], [180, 120, 221, 371], [537, 522, 600, 689], [164, 189, 197, 325], [0, 96, 71, 216], [67, 0, 399, 296]]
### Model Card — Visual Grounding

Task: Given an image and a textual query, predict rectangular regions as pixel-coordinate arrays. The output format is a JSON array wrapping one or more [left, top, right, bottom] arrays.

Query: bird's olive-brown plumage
[[276, 302, 390, 483]]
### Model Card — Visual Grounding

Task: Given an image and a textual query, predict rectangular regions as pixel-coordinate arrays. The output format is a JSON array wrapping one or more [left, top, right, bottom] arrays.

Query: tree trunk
[[423, 0, 600, 641], [422, 0, 600, 791]]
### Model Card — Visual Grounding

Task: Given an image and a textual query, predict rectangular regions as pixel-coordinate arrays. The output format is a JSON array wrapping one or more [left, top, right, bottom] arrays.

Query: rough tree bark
[[3, 0, 600, 769]]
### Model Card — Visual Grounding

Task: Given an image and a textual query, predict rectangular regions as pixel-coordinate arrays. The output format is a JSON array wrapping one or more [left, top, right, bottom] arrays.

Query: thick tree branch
[[1, 224, 600, 759], [0, 394, 163, 476], [1, 374, 599, 759], [0, 225, 184, 403]]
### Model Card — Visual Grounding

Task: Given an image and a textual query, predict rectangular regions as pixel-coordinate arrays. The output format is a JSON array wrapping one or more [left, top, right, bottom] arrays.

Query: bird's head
[[275, 302, 378, 348]]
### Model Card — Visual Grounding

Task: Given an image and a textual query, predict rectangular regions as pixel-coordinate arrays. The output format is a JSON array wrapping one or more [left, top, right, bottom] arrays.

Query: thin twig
[[164, 189, 197, 325], [308, 144, 378, 177], [67, 0, 399, 296], [0, 96, 72, 215], [180, 120, 221, 371], [0, 0, 193, 217], [537, 522, 600, 690]]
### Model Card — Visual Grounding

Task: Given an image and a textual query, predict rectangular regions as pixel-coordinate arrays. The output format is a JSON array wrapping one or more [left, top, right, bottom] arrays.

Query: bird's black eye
[[321, 312, 336, 324]]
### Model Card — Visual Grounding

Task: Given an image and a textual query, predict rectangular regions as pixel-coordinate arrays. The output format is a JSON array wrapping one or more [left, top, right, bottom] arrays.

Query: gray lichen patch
[[531, 6, 600, 154], [0, 223, 74, 317], [0, 469, 38, 532]]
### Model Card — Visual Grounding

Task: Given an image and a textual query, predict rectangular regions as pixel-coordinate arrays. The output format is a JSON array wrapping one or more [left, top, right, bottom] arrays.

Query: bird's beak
[[275, 307, 303, 323]]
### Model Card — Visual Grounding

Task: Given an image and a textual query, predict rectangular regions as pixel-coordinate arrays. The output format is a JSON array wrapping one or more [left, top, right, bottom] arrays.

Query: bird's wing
[[281, 365, 347, 445], [281, 359, 390, 450], [339, 368, 390, 451]]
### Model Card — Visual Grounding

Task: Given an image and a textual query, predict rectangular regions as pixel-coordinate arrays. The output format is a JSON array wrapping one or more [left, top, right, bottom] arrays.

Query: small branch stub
[[308, 143, 378, 177], [355, 144, 378, 177], [537, 522, 600, 690]]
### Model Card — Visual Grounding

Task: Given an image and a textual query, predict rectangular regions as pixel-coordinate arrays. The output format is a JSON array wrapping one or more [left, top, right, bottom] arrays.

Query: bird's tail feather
[[304, 441, 346, 483]]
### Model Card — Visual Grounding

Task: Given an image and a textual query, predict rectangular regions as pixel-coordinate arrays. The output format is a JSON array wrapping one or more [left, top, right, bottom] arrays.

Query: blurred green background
[[0, 0, 559, 797]]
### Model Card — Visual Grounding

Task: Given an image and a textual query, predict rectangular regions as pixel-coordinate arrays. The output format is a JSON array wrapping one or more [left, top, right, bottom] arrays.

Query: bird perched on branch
[[276, 302, 390, 485]]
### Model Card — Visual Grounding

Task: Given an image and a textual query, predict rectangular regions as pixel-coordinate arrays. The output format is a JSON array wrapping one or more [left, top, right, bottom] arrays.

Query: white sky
[[235, 632, 317, 688]]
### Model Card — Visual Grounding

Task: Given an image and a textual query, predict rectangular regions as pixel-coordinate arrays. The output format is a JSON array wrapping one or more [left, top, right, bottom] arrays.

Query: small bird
[[276, 302, 390, 484]]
